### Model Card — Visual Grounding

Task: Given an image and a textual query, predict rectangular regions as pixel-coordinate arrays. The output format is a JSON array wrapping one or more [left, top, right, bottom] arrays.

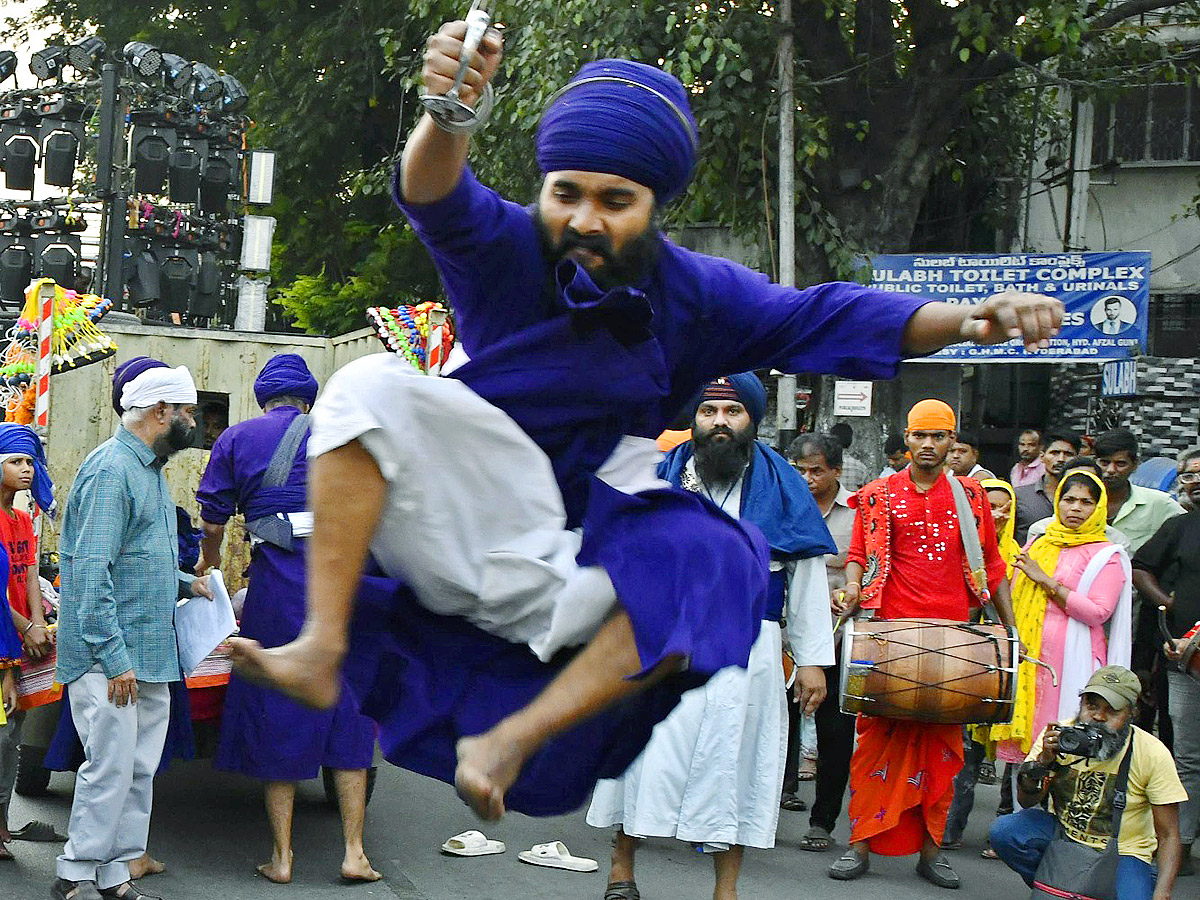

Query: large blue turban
[[0, 423, 54, 514], [537, 59, 698, 203], [694, 372, 767, 425], [254, 353, 318, 408], [112, 356, 168, 415]]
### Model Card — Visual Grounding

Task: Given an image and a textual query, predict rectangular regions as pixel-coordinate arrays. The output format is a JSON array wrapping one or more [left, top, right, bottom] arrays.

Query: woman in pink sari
[[992, 470, 1132, 766]]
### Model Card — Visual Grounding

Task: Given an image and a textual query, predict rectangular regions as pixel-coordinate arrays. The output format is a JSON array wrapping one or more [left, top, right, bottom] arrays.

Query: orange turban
[[907, 399, 957, 432]]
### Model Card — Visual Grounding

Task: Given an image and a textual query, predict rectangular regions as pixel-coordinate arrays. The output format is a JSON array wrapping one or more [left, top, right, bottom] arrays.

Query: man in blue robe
[[197, 354, 379, 884], [232, 19, 1064, 822]]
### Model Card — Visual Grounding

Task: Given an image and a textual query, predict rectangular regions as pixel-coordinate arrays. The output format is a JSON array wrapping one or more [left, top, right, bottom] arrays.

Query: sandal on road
[[780, 793, 807, 812], [518, 841, 598, 872], [0, 843, 14, 862], [441, 830, 506, 857], [799, 826, 833, 852], [604, 880, 641, 900], [799, 757, 817, 781], [10, 820, 66, 842]]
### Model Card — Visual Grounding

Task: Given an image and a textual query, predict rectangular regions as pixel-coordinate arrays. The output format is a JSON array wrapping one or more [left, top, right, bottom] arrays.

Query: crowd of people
[[0, 16, 1194, 900]]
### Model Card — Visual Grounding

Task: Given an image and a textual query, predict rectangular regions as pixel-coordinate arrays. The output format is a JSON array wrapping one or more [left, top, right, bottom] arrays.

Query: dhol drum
[[839, 618, 1019, 725]]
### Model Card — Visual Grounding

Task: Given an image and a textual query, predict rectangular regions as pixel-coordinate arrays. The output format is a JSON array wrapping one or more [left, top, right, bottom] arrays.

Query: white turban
[[121, 365, 198, 410]]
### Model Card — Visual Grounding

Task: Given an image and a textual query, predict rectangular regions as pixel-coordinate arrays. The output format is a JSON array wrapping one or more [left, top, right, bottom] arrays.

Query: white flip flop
[[441, 830, 506, 857], [518, 841, 598, 872]]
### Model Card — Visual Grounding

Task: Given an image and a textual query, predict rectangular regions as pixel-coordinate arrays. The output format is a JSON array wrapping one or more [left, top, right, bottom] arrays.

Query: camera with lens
[[1055, 723, 1106, 758]]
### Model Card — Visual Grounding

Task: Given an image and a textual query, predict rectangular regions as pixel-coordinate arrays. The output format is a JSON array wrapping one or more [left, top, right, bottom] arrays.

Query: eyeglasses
[[1179, 471, 1200, 485]]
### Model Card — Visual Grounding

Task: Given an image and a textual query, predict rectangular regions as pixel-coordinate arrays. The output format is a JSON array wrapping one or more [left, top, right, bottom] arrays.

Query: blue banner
[[870, 251, 1149, 362]]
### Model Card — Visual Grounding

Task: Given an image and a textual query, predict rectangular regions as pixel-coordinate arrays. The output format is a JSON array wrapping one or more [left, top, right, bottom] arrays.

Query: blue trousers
[[989, 808, 1156, 900]]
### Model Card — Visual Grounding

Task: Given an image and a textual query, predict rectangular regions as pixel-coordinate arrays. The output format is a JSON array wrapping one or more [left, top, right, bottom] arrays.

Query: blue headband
[[537, 59, 698, 203], [0, 423, 54, 515], [112, 357, 168, 415], [694, 372, 767, 425], [254, 353, 318, 408]]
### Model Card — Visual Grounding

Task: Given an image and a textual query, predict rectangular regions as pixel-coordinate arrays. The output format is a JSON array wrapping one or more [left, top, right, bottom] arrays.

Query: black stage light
[[67, 36, 106, 74], [124, 238, 161, 306], [169, 140, 204, 203], [0, 217, 33, 306], [191, 251, 222, 317], [160, 53, 193, 92], [189, 64, 224, 105], [130, 125, 175, 194], [38, 98, 87, 188], [199, 150, 237, 214], [0, 51, 16, 85], [158, 248, 196, 315], [29, 46, 67, 82], [123, 41, 162, 79], [33, 232, 81, 288], [217, 74, 248, 113], [1, 102, 40, 191]]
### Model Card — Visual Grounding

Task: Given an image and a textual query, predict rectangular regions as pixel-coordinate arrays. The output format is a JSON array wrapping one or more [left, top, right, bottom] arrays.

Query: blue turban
[[537, 60, 698, 203], [254, 353, 318, 408], [112, 356, 168, 415], [0, 423, 54, 514], [694, 372, 767, 425]]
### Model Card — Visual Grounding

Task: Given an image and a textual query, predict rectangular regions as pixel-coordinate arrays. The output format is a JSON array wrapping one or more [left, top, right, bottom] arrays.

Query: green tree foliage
[[10, 0, 1199, 333]]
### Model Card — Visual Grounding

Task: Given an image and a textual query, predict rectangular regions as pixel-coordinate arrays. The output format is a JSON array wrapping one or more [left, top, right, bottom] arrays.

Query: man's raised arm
[[903, 290, 1064, 355], [400, 19, 503, 205]]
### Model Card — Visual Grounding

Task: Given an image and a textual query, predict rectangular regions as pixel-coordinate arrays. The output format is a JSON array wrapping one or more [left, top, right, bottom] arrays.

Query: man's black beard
[[1095, 719, 1132, 762], [534, 209, 663, 291], [694, 424, 756, 487], [152, 416, 195, 458]]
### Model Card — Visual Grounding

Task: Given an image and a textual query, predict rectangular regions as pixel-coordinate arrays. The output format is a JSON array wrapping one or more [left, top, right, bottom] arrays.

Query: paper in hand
[[175, 569, 237, 676]]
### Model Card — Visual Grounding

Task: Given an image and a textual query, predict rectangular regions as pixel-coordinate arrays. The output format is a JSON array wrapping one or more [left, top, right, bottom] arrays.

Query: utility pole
[[775, 0, 798, 452], [95, 62, 127, 307]]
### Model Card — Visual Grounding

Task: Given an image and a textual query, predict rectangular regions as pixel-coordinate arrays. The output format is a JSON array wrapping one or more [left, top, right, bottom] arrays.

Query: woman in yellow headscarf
[[991, 470, 1132, 764], [980, 479, 1020, 572]]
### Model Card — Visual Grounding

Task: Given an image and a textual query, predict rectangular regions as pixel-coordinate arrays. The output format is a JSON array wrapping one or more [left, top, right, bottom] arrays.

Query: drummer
[[830, 399, 1019, 889]]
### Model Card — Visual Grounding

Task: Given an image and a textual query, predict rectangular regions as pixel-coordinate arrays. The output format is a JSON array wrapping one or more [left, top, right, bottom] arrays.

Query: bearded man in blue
[[232, 16, 1064, 821]]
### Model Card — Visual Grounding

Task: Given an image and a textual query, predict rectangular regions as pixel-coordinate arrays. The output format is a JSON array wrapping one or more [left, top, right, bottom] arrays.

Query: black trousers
[[809, 648, 856, 833]]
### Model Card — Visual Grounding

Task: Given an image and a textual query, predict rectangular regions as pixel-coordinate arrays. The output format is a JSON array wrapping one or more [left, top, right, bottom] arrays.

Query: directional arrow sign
[[834, 380, 873, 416]]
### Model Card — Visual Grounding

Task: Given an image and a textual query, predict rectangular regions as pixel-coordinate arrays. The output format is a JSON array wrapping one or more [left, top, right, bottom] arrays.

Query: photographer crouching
[[989, 666, 1187, 900]]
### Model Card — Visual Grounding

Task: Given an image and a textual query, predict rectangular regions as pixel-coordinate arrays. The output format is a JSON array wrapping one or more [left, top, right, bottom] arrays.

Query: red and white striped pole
[[426, 307, 447, 376], [34, 281, 54, 430]]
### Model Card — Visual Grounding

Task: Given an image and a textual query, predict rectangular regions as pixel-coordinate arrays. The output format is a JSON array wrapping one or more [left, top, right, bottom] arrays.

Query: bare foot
[[229, 634, 341, 710], [128, 853, 165, 878], [256, 849, 293, 884], [454, 729, 528, 821], [340, 849, 381, 883]]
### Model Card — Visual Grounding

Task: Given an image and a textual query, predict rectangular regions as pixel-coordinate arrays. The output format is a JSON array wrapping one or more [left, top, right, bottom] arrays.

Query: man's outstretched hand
[[961, 290, 1064, 351]]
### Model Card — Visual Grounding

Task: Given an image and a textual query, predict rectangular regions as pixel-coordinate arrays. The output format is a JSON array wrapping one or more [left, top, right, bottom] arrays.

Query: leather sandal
[[828, 849, 869, 880], [604, 880, 641, 900], [915, 854, 961, 889], [51, 880, 102, 900], [98, 881, 163, 900]]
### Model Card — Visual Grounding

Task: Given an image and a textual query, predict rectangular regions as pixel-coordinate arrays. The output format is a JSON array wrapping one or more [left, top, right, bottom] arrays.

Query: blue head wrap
[[537, 60, 698, 203], [694, 372, 767, 425], [112, 356, 168, 415], [0, 423, 54, 515], [254, 353, 318, 408]]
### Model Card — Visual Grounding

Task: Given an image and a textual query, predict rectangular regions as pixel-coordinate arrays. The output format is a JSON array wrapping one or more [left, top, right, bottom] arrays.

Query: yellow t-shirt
[[1028, 723, 1187, 864]]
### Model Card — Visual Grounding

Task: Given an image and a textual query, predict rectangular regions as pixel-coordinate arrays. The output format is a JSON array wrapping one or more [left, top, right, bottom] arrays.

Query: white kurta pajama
[[586, 461, 835, 849]]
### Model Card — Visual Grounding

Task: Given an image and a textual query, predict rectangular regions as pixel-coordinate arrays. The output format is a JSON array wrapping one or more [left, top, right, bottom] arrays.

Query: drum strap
[[948, 475, 990, 604]]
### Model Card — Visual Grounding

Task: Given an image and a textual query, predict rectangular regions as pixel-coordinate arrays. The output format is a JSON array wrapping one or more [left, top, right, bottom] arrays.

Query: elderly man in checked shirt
[[52, 363, 213, 900]]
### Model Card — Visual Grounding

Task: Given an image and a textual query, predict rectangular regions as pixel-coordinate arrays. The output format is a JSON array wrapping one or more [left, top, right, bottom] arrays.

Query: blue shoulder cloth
[[660, 441, 835, 559]]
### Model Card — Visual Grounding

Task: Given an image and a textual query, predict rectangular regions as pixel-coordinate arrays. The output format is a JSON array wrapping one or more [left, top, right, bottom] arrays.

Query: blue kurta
[[198, 406, 376, 781], [329, 166, 933, 815]]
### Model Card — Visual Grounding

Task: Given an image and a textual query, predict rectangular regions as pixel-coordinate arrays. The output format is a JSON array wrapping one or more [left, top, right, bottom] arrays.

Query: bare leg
[[332, 769, 380, 882], [455, 612, 682, 820], [850, 839, 870, 862], [712, 846, 744, 900], [608, 829, 638, 886], [256, 781, 295, 884], [128, 853, 165, 878], [921, 833, 941, 863], [230, 442, 386, 710]]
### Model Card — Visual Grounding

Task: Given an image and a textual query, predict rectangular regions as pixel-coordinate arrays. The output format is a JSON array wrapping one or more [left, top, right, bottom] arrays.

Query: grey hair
[[120, 405, 158, 428], [1178, 445, 1200, 469]]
